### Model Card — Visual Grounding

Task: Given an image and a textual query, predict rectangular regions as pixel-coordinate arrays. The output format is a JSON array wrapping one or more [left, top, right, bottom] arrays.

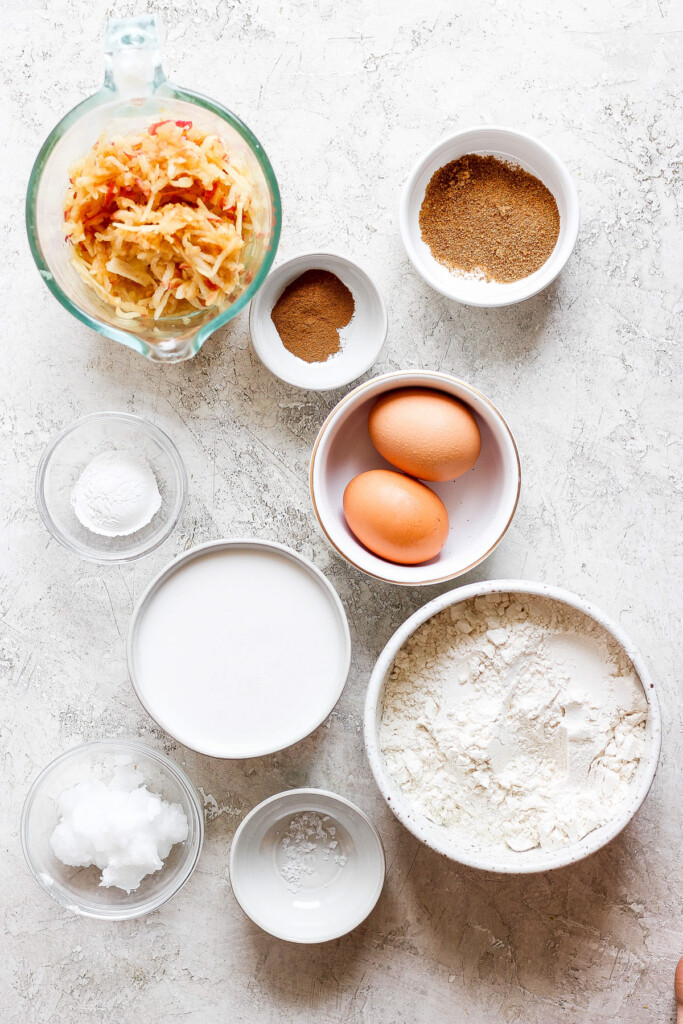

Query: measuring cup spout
[[103, 15, 168, 100]]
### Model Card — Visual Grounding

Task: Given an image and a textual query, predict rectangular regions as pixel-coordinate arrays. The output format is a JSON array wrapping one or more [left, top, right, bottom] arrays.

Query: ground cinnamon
[[419, 154, 560, 283], [271, 269, 355, 363]]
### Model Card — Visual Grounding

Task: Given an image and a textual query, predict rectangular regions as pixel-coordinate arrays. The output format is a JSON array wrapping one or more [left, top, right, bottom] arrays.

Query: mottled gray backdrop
[[2, 0, 681, 1020]]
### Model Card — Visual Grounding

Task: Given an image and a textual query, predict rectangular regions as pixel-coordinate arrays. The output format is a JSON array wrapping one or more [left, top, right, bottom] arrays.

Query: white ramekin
[[230, 788, 385, 943], [400, 126, 579, 307], [249, 252, 387, 390]]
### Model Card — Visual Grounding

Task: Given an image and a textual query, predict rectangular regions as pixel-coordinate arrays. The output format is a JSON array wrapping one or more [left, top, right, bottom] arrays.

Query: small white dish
[[400, 125, 579, 307], [309, 370, 521, 586], [249, 252, 388, 390], [230, 788, 385, 943], [128, 539, 351, 758], [364, 580, 662, 874]]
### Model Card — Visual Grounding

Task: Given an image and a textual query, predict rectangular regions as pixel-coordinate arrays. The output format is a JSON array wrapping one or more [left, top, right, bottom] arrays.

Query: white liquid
[[132, 546, 348, 757]]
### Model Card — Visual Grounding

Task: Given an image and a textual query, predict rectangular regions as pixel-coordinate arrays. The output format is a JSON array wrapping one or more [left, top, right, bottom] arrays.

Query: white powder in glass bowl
[[380, 592, 648, 855], [49, 763, 189, 893], [71, 451, 161, 537]]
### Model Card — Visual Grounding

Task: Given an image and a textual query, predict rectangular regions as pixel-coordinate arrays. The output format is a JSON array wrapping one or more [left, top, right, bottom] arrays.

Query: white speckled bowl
[[400, 126, 579, 307], [249, 252, 387, 390], [364, 580, 661, 874], [230, 788, 385, 943], [310, 370, 521, 586]]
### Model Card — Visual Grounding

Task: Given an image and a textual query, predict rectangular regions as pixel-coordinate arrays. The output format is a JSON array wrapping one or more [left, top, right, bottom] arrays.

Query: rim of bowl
[[363, 579, 662, 874], [399, 125, 580, 308], [25, 84, 281, 360], [127, 538, 352, 758], [229, 787, 386, 943], [249, 250, 389, 391], [309, 369, 522, 585], [35, 411, 188, 564], [20, 738, 204, 920]]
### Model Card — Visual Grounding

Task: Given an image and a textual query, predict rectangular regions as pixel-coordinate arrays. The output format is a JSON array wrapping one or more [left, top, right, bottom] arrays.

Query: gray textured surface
[[2, 0, 682, 1020]]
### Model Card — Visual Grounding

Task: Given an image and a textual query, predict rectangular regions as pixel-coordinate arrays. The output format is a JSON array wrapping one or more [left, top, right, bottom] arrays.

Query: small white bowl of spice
[[249, 252, 388, 390], [400, 125, 579, 307]]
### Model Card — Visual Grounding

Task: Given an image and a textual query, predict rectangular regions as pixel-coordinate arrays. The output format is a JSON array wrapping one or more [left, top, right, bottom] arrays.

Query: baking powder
[[71, 450, 161, 537]]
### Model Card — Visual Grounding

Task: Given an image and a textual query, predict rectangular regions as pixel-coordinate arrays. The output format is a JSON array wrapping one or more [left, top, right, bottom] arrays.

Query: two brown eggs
[[343, 388, 481, 565]]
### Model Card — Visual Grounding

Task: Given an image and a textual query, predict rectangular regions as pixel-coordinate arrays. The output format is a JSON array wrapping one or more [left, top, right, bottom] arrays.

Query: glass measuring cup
[[26, 16, 281, 362]]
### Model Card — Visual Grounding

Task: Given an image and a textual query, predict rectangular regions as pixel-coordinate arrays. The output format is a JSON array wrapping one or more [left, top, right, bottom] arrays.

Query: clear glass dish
[[25, 15, 281, 362], [21, 740, 204, 920], [36, 412, 187, 563]]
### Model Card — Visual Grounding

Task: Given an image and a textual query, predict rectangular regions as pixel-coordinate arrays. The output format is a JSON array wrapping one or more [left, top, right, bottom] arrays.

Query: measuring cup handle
[[103, 15, 168, 99]]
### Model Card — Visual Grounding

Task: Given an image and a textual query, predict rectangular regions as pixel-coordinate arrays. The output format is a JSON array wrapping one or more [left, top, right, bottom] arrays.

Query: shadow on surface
[[379, 815, 651, 1007], [432, 278, 560, 374]]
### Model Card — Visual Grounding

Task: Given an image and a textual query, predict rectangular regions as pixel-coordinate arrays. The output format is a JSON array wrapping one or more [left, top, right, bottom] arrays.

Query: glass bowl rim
[[25, 84, 282, 359], [35, 411, 188, 564], [20, 738, 204, 920]]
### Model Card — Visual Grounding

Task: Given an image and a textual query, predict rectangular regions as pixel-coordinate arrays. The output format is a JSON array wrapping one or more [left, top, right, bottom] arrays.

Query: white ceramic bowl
[[249, 252, 388, 390], [230, 788, 385, 943], [364, 580, 662, 874], [400, 126, 579, 307], [309, 370, 521, 586], [21, 740, 204, 919]]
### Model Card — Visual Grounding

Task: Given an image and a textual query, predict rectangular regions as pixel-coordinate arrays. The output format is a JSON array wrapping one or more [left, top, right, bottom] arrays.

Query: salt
[[279, 812, 348, 893]]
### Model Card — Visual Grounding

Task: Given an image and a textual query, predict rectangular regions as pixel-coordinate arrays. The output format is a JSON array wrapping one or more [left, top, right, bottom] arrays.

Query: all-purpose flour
[[380, 593, 648, 854]]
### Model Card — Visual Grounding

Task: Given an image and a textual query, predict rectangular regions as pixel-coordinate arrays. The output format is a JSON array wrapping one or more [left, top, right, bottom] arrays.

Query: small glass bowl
[[36, 412, 187, 563], [21, 740, 204, 920]]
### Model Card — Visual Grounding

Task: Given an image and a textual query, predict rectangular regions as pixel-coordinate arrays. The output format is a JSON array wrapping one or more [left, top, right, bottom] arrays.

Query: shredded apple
[[63, 119, 259, 319]]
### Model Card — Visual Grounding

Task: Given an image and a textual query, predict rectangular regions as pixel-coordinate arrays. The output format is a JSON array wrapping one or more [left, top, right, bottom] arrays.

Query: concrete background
[[1, 0, 681, 1020]]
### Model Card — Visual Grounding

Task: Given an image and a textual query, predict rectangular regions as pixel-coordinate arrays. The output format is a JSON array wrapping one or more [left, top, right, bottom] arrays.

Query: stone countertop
[[2, 0, 681, 1021]]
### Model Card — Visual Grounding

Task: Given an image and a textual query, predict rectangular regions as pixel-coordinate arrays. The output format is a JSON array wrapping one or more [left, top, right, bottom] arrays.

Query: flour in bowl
[[380, 593, 648, 853]]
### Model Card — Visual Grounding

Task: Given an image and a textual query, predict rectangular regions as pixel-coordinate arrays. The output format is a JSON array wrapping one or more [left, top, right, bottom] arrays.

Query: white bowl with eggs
[[309, 370, 521, 586], [400, 125, 579, 307], [364, 580, 662, 874]]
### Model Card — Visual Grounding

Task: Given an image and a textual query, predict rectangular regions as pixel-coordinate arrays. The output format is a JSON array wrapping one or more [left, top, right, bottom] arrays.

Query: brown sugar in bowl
[[400, 126, 579, 307]]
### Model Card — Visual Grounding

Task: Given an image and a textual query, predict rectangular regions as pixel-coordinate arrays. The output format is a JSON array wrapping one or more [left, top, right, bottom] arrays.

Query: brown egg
[[368, 388, 482, 481], [343, 469, 449, 565]]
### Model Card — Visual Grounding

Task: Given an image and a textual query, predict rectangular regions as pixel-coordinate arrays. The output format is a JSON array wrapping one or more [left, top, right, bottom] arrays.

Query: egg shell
[[343, 469, 449, 565], [368, 387, 482, 482]]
